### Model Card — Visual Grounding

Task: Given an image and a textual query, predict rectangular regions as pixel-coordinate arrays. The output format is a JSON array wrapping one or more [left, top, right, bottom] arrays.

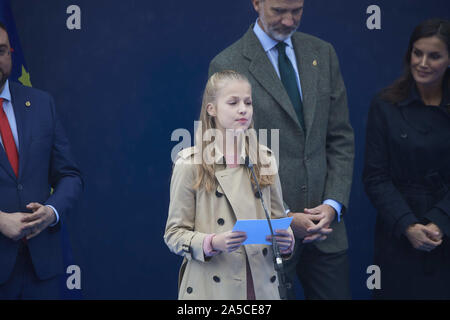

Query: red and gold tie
[[0, 97, 19, 177]]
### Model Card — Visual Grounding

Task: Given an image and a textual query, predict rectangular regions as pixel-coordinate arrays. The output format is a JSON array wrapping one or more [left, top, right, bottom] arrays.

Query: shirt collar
[[398, 72, 450, 108], [398, 82, 421, 107], [253, 19, 293, 52], [0, 79, 11, 103]]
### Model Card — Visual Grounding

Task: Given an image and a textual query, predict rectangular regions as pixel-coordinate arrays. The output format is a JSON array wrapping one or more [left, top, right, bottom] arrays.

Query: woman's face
[[207, 79, 253, 134], [410, 36, 450, 88]]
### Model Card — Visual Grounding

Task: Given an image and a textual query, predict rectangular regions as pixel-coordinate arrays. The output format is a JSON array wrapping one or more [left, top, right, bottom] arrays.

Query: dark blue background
[[8, 0, 450, 299]]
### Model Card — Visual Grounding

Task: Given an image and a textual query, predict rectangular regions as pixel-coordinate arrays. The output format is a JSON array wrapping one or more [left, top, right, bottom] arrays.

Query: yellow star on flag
[[18, 65, 32, 87]]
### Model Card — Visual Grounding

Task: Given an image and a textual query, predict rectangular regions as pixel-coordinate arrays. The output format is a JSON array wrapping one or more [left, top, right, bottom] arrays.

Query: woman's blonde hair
[[193, 70, 275, 192]]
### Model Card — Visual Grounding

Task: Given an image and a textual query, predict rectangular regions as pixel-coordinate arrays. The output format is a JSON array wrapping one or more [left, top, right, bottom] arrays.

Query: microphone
[[244, 156, 290, 300]]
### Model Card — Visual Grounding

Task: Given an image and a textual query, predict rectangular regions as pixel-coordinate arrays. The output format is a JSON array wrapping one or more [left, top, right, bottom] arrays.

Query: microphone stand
[[245, 157, 290, 300]]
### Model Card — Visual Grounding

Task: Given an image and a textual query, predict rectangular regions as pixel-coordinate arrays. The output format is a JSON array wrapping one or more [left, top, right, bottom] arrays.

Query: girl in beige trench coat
[[164, 71, 294, 300]]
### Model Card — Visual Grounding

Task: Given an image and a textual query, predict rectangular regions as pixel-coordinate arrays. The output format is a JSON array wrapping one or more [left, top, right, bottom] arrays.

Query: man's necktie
[[0, 98, 19, 177], [0, 98, 26, 243], [276, 41, 305, 130]]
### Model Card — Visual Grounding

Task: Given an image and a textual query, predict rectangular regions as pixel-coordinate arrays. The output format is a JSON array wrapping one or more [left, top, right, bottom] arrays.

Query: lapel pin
[[25, 101, 31, 107], [312, 60, 318, 66]]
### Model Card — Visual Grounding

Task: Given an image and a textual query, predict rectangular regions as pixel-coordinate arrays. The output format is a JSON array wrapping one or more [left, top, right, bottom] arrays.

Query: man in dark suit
[[0, 22, 83, 299], [209, 0, 354, 299]]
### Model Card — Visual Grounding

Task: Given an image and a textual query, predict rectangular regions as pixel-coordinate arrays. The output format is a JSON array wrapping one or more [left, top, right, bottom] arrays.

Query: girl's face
[[410, 36, 450, 88], [207, 79, 253, 134]]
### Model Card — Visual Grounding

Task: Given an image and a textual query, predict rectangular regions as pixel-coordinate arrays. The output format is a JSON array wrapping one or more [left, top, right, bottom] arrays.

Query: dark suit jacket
[[0, 81, 83, 284], [209, 26, 354, 253]]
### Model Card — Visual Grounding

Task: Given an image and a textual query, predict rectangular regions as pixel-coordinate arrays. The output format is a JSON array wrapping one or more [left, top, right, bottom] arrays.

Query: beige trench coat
[[164, 146, 292, 300]]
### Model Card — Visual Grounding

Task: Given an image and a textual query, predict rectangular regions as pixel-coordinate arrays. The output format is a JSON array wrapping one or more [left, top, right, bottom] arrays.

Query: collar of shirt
[[253, 19, 294, 52], [0, 79, 19, 150], [399, 72, 450, 108], [0, 79, 11, 103], [252, 19, 303, 99]]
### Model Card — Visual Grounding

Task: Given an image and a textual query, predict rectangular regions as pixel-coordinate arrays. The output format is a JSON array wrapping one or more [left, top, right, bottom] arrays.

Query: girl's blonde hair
[[193, 70, 275, 192]]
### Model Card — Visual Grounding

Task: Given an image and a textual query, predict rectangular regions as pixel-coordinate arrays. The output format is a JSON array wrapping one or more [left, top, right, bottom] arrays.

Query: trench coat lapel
[[215, 166, 260, 221]]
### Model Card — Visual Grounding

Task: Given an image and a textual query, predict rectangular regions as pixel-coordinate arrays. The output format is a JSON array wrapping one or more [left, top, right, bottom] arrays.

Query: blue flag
[[0, 0, 31, 86], [1, 0, 81, 299]]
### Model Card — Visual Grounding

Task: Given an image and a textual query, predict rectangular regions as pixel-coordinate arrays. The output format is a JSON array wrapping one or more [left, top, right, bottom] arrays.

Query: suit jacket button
[[301, 185, 307, 192], [213, 276, 221, 283], [400, 133, 408, 139], [217, 218, 225, 226], [17, 184, 23, 191], [262, 248, 268, 256], [270, 275, 277, 283], [187, 287, 193, 294]]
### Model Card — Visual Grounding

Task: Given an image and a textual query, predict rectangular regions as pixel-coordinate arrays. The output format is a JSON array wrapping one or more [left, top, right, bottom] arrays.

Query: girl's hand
[[266, 229, 294, 254], [212, 231, 247, 253]]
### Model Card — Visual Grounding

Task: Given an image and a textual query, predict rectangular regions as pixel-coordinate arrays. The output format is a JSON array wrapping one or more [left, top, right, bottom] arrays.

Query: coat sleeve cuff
[[46, 205, 60, 227], [394, 213, 419, 239], [424, 207, 450, 237], [323, 199, 343, 222], [203, 234, 219, 257], [190, 232, 209, 263]]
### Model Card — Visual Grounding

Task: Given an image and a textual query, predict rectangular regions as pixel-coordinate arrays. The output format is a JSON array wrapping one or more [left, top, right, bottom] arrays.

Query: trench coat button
[[217, 218, 225, 226], [187, 287, 193, 294], [262, 248, 268, 256], [270, 275, 277, 283], [254, 191, 261, 198], [213, 276, 221, 283], [301, 185, 307, 192], [215, 190, 223, 197], [400, 133, 408, 139]]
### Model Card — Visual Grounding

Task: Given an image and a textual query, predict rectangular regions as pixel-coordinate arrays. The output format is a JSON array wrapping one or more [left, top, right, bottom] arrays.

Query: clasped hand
[[288, 204, 335, 243], [0, 203, 56, 241], [405, 223, 443, 252]]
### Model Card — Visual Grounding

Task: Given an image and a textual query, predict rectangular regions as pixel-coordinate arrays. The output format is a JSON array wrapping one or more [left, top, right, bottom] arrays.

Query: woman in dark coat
[[363, 19, 450, 299]]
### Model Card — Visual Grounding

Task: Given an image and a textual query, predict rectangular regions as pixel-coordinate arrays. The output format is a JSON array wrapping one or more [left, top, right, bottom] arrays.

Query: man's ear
[[251, 0, 261, 12], [206, 103, 216, 117]]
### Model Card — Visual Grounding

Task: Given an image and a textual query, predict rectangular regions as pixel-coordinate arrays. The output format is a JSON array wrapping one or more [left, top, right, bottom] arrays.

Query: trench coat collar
[[398, 72, 450, 109]]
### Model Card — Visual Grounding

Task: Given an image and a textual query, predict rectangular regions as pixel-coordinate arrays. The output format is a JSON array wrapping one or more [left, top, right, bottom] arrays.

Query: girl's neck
[[223, 133, 245, 167]]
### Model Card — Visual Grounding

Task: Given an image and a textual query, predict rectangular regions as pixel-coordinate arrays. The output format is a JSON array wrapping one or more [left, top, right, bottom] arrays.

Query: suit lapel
[[9, 82, 32, 181], [0, 83, 18, 181], [243, 28, 303, 130], [0, 139, 16, 180], [292, 33, 318, 137]]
